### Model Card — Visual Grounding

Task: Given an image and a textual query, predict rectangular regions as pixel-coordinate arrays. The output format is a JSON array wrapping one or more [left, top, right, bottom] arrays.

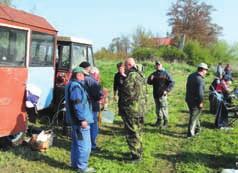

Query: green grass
[[0, 59, 238, 173]]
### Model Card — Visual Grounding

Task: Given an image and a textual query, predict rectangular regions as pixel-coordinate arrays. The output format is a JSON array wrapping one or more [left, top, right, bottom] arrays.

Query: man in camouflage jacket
[[119, 57, 145, 161]]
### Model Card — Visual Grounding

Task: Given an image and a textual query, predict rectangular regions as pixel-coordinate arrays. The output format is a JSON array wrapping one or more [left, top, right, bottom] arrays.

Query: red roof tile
[[153, 37, 173, 46], [0, 4, 57, 33]]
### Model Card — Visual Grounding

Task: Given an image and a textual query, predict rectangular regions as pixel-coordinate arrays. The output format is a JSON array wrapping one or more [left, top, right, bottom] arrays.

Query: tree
[[108, 35, 130, 56], [0, 0, 13, 6], [167, 0, 222, 46], [131, 26, 157, 48]]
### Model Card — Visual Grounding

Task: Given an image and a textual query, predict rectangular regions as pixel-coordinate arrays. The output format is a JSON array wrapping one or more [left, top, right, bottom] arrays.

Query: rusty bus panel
[[0, 68, 27, 137]]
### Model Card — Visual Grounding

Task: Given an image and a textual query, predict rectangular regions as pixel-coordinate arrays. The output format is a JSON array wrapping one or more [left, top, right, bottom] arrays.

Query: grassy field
[[0, 60, 238, 173]]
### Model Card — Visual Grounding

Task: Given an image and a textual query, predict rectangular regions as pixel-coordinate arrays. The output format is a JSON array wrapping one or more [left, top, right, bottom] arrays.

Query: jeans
[[71, 125, 91, 171], [90, 111, 99, 149]]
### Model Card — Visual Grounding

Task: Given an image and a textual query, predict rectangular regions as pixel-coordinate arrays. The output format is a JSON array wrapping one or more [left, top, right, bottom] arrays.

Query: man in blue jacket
[[65, 66, 95, 173], [185, 63, 208, 138]]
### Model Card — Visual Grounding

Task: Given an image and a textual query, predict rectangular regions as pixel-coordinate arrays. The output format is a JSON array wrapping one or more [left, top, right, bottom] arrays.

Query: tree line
[[95, 0, 238, 65]]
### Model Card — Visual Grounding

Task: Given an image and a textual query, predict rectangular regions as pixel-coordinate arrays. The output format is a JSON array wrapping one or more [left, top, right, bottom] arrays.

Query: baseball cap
[[155, 61, 161, 65], [72, 67, 85, 74], [197, 63, 208, 70]]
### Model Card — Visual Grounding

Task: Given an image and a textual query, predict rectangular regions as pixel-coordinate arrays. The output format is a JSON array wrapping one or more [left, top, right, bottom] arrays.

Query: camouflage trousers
[[121, 115, 144, 159], [154, 95, 168, 125]]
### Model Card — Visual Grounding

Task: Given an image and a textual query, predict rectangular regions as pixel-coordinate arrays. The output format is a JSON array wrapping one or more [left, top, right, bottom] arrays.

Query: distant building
[[152, 37, 174, 47]]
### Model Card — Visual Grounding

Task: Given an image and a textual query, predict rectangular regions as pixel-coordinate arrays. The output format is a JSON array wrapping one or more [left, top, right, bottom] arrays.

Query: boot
[[154, 119, 162, 127]]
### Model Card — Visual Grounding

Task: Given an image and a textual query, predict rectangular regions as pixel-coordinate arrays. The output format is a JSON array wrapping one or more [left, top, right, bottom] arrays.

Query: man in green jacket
[[119, 57, 145, 161]]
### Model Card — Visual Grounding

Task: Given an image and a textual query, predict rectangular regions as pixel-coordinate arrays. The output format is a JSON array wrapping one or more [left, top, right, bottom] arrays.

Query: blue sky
[[13, 0, 238, 50]]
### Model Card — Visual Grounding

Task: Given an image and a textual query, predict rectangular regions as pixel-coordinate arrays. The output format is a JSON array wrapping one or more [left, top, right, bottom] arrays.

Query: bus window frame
[[0, 25, 29, 67], [71, 42, 88, 70], [29, 31, 55, 67], [57, 41, 71, 70], [87, 45, 94, 66]]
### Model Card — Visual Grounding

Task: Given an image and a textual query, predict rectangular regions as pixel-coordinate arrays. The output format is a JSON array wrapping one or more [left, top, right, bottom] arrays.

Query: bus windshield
[[0, 26, 27, 67], [30, 32, 54, 67], [71, 43, 87, 69]]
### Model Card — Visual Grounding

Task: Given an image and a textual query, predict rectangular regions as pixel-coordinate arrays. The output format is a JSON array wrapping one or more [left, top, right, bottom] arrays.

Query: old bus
[[0, 4, 57, 143]]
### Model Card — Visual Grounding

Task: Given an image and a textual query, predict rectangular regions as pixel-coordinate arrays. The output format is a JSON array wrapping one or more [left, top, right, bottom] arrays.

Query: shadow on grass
[[159, 129, 187, 139], [143, 124, 187, 139], [6, 145, 71, 170], [201, 121, 216, 129], [100, 125, 125, 136], [53, 136, 71, 150], [180, 110, 189, 114], [203, 109, 214, 115], [155, 151, 237, 170], [92, 148, 129, 162], [175, 124, 188, 128], [180, 109, 214, 116]]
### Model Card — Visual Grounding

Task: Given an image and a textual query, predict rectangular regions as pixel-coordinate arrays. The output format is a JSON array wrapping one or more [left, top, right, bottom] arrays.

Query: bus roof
[[57, 36, 93, 45], [0, 4, 57, 34]]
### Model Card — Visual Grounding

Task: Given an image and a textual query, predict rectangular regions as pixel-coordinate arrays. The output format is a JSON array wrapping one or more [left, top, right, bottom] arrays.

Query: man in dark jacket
[[147, 61, 174, 128], [80, 61, 103, 151], [113, 62, 127, 115], [185, 63, 208, 137]]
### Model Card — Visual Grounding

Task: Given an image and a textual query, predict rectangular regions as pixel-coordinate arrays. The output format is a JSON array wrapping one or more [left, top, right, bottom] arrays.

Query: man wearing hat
[[65, 67, 95, 173], [185, 63, 208, 137], [147, 61, 174, 128], [79, 61, 103, 152]]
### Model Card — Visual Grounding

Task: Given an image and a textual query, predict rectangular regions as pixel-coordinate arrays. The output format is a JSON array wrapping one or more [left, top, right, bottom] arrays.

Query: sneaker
[[77, 167, 96, 173]]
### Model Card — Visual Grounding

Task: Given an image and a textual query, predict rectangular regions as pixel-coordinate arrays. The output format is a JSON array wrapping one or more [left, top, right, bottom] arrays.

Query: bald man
[[119, 57, 145, 162]]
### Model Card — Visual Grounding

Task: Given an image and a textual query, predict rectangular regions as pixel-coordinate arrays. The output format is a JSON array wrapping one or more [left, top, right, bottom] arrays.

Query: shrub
[[158, 46, 187, 62], [132, 47, 157, 61], [183, 40, 213, 65], [209, 41, 236, 62]]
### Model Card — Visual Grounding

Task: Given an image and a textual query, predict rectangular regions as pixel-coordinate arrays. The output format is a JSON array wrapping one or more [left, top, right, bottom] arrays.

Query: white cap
[[197, 63, 208, 70]]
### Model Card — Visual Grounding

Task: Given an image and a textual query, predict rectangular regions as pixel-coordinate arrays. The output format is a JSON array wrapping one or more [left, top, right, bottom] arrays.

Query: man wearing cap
[[147, 61, 174, 128], [185, 63, 208, 137], [65, 67, 95, 173], [79, 61, 103, 152]]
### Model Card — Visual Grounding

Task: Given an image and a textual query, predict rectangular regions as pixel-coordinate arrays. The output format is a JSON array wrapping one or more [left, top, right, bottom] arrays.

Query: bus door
[[0, 26, 28, 136], [28, 32, 55, 110]]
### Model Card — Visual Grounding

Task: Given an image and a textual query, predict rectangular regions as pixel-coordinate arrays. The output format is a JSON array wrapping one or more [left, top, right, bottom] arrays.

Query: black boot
[[154, 119, 162, 127]]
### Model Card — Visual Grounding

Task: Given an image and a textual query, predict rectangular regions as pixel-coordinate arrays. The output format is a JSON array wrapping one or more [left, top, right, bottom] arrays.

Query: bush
[[158, 46, 187, 62], [132, 47, 158, 61], [95, 48, 120, 60], [183, 40, 213, 65], [132, 46, 187, 62], [209, 41, 236, 62]]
